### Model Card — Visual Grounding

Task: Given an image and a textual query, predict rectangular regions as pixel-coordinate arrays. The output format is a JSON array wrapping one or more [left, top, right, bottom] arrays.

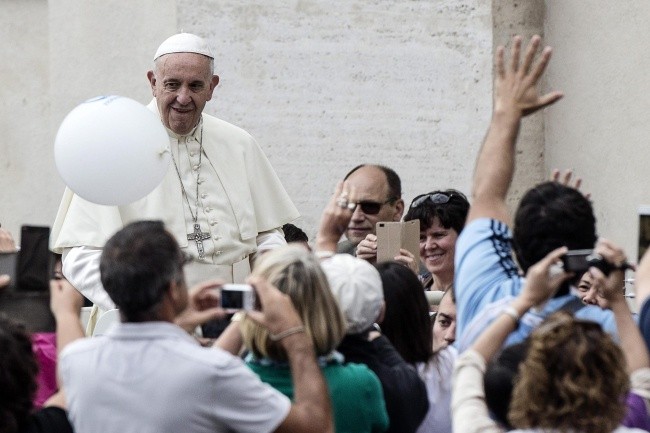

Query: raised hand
[[394, 248, 419, 275], [550, 168, 591, 200], [316, 181, 358, 253], [50, 278, 85, 318], [175, 279, 227, 332], [494, 35, 563, 118], [519, 246, 572, 308], [355, 234, 378, 262], [588, 238, 630, 305], [245, 275, 303, 336]]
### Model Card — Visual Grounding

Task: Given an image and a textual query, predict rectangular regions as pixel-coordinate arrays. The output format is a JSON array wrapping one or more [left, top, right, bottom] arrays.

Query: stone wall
[[1, 0, 499, 243]]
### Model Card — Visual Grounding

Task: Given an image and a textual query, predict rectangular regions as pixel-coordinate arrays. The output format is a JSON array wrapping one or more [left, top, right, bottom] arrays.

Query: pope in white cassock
[[50, 33, 300, 312]]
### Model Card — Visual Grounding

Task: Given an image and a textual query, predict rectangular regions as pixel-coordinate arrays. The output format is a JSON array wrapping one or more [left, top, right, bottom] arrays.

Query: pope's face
[[147, 53, 219, 135]]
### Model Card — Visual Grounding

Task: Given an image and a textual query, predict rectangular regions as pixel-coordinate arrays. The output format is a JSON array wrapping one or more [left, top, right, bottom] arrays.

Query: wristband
[[502, 305, 520, 325], [269, 326, 305, 341]]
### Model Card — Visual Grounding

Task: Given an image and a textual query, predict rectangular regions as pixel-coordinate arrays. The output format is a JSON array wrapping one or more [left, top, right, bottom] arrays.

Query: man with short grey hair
[[51, 33, 299, 321], [59, 220, 333, 433]]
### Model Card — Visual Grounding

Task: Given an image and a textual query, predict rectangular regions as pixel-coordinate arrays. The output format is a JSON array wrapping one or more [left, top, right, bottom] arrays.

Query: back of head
[[100, 221, 185, 321], [242, 245, 346, 361], [376, 261, 433, 364], [484, 341, 529, 430], [513, 182, 597, 273], [404, 189, 469, 233], [321, 254, 384, 335], [509, 311, 628, 433], [344, 164, 402, 201], [0, 314, 38, 433]]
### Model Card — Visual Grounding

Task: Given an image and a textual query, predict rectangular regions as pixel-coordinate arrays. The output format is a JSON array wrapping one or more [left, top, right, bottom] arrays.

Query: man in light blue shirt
[[454, 35, 615, 350]]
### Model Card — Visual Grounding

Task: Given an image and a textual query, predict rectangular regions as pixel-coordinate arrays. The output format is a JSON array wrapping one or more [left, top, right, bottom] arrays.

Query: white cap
[[321, 254, 384, 334], [154, 33, 213, 61]]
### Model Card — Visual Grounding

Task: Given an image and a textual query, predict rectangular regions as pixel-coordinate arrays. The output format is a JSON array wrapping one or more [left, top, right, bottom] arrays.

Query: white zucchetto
[[153, 33, 214, 61]]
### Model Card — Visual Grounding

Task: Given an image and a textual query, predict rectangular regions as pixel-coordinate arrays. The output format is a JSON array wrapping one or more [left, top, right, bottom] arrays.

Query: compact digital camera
[[220, 284, 256, 311]]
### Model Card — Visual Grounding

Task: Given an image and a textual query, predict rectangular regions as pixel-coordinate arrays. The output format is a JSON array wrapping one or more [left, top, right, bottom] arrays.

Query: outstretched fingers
[[509, 35, 522, 73], [528, 45, 552, 83], [496, 46, 506, 79], [519, 35, 541, 78]]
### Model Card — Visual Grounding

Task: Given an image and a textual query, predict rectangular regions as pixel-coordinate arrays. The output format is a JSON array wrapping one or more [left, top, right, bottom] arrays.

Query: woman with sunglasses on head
[[403, 190, 469, 291]]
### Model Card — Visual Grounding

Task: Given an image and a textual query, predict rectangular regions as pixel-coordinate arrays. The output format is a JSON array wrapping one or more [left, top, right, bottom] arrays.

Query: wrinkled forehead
[[345, 167, 390, 200], [154, 52, 214, 77]]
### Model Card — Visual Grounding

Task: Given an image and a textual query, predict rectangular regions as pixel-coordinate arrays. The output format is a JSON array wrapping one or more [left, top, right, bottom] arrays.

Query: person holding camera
[[57, 220, 334, 433], [453, 242, 650, 433], [453, 34, 617, 351]]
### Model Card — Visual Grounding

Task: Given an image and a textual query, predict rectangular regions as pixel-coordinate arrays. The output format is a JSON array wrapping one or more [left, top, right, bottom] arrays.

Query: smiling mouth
[[172, 107, 194, 114]]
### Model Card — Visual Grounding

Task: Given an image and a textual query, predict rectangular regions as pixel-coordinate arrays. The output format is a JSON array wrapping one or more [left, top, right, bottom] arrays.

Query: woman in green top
[[241, 245, 389, 433]]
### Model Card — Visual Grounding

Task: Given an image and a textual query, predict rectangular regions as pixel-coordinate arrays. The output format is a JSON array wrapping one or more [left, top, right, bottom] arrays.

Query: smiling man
[[51, 34, 299, 326], [336, 164, 404, 255]]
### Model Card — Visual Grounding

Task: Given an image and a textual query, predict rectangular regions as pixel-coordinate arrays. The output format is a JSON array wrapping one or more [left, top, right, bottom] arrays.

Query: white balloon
[[54, 95, 170, 206]]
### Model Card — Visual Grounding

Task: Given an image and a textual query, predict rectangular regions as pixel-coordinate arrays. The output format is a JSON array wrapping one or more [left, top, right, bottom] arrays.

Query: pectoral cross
[[187, 223, 211, 259]]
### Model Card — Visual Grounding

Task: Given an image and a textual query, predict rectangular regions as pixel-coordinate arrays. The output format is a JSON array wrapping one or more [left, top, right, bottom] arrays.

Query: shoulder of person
[[202, 113, 255, 142]]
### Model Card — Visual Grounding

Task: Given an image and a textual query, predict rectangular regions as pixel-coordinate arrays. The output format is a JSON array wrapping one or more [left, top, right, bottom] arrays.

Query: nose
[[582, 287, 599, 305], [424, 236, 436, 250], [350, 204, 365, 221], [176, 86, 192, 105], [444, 323, 456, 344]]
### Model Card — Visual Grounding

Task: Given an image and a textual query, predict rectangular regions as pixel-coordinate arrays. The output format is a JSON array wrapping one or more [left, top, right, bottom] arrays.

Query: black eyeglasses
[[410, 192, 452, 209], [352, 198, 396, 215]]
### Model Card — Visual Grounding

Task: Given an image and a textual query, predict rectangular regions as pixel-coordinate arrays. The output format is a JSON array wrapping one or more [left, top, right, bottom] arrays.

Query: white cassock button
[[210, 220, 218, 226], [205, 207, 212, 213], [201, 193, 208, 199]]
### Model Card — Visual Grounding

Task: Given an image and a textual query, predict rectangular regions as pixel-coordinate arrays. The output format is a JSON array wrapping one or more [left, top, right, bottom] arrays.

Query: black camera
[[561, 249, 626, 277]]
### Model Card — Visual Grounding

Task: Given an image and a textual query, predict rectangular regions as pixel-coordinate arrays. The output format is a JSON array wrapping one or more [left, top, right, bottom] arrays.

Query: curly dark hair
[[403, 189, 469, 234], [0, 314, 38, 433], [509, 311, 628, 433]]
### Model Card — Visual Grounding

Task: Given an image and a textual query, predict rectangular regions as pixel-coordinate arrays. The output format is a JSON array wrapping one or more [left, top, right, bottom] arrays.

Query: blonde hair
[[508, 311, 629, 433], [241, 245, 346, 361]]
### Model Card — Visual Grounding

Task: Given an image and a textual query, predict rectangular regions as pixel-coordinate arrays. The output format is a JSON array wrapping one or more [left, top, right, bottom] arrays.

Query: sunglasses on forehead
[[352, 198, 396, 215], [410, 192, 453, 209]]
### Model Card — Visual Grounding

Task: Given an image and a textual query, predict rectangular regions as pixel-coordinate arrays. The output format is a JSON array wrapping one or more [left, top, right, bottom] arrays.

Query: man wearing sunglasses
[[336, 164, 405, 256]]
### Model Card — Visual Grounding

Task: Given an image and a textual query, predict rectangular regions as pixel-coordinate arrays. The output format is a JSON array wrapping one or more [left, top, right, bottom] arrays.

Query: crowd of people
[[1, 32, 650, 433]]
